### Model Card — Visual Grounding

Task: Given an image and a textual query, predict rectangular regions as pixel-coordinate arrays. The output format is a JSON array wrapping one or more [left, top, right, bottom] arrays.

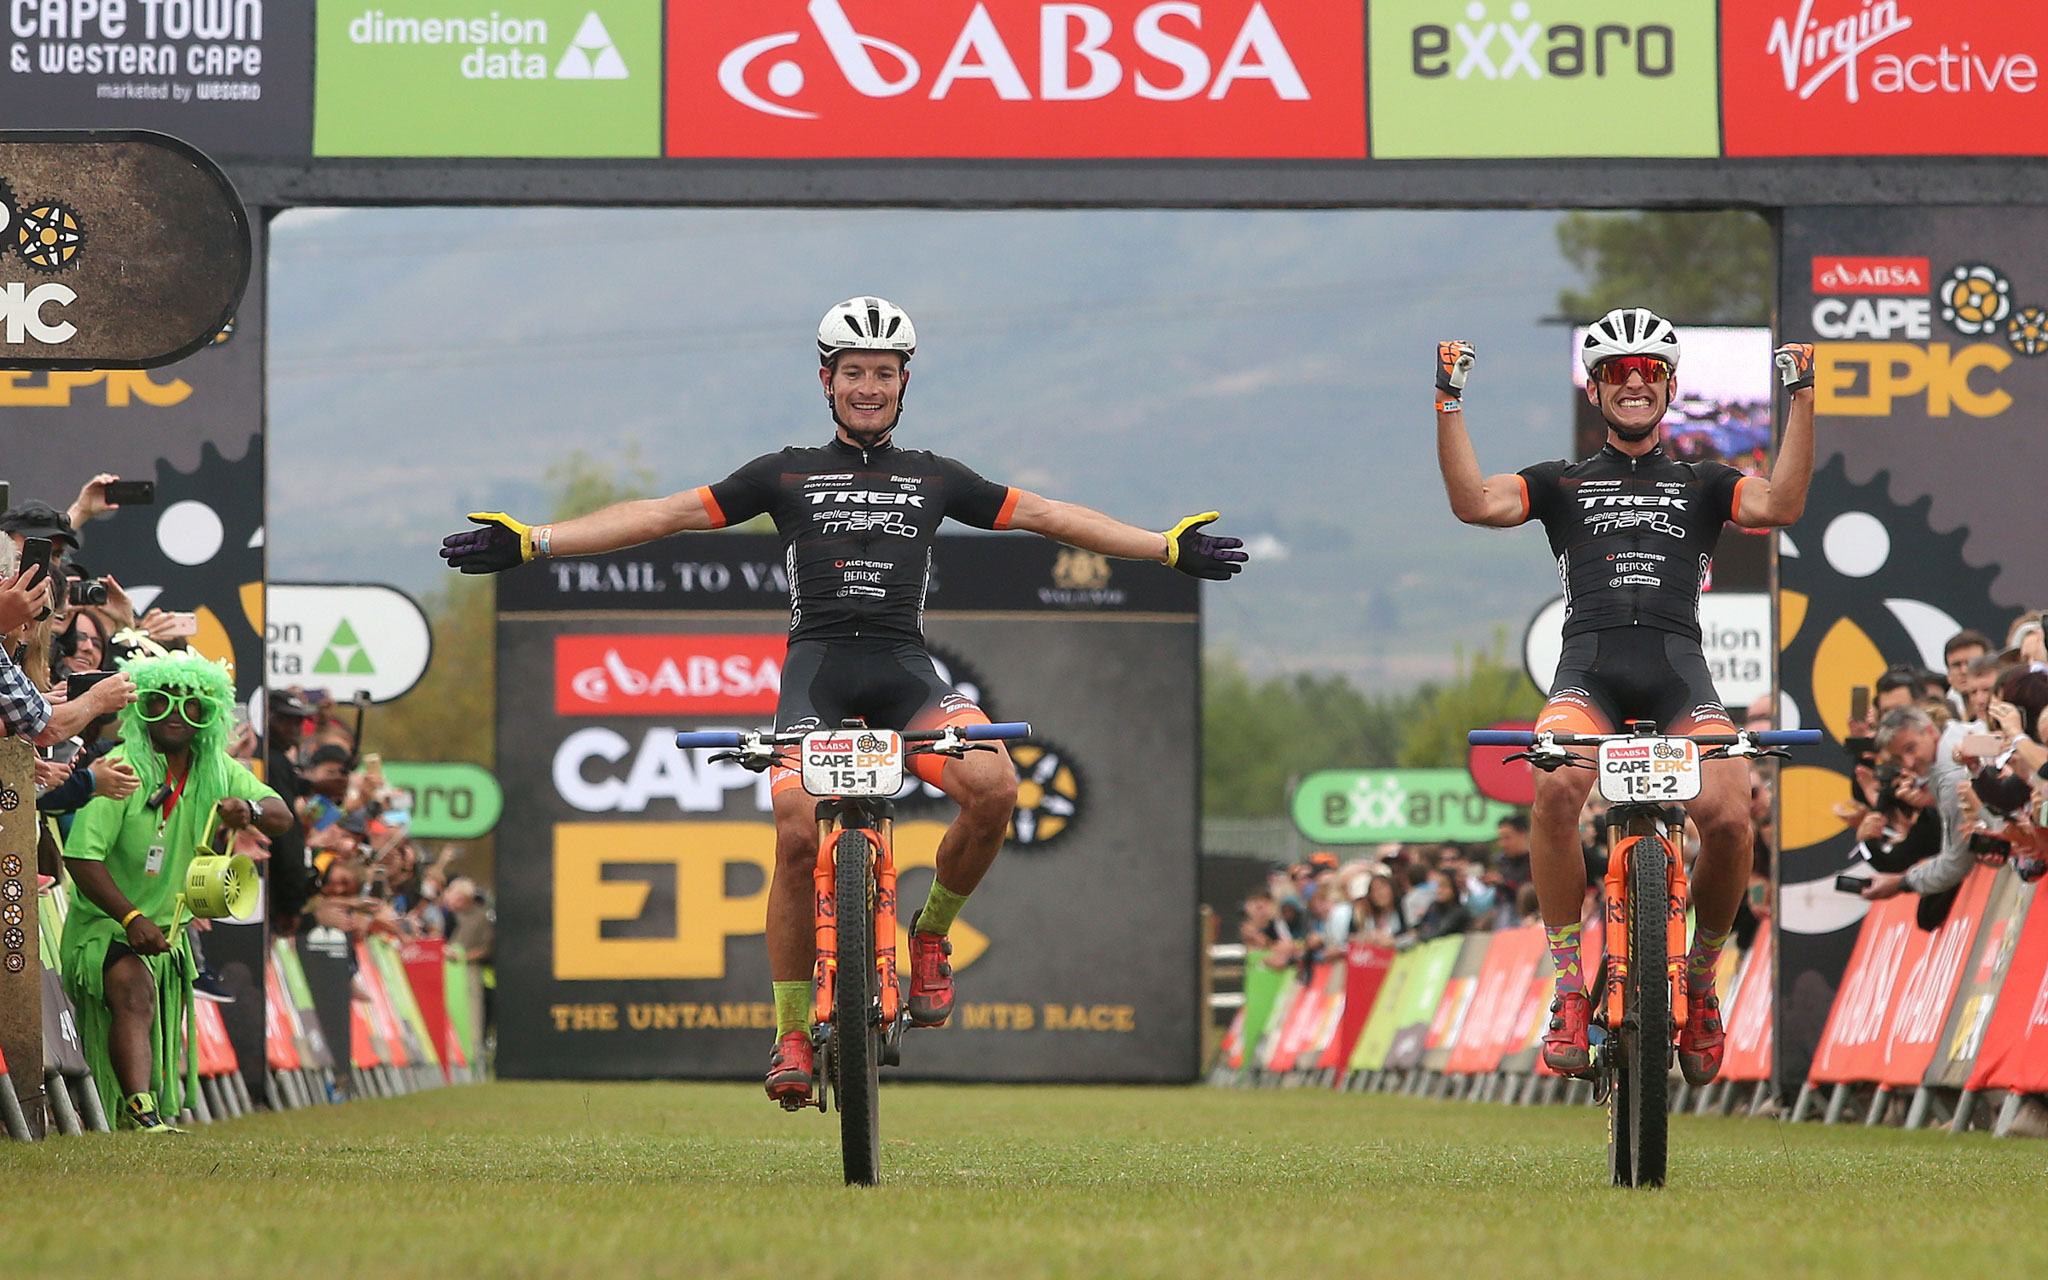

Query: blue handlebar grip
[[1754, 729, 1824, 746], [674, 731, 745, 748], [1467, 729, 1535, 746], [964, 721, 1031, 741]]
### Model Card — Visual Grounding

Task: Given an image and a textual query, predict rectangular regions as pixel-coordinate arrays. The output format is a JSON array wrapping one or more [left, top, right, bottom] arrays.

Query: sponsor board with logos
[[1368, 0, 1721, 158], [664, 0, 1366, 158], [495, 539, 1199, 1081], [1773, 204, 2048, 1098], [265, 583, 434, 703], [1723, 0, 2048, 155], [314, 2, 662, 155], [1293, 768, 1522, 844], [0, 3, 313, 157]]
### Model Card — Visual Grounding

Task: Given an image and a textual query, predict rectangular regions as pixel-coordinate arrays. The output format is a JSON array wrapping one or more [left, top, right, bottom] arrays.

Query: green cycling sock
[[1688, 926, 1733, 996], [772, 981, 810, 1037], [916, 882, 970, 937]]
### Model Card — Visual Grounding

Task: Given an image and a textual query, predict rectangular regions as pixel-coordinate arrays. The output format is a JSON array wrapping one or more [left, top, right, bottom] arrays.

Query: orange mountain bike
[[676, 717, 1028, 1186], [1470, 722, 1815, 1187]]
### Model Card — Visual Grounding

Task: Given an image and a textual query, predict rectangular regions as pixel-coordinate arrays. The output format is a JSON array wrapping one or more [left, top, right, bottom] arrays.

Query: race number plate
[[1596, 738, 1702, 804], [800, 729, 904, 798]]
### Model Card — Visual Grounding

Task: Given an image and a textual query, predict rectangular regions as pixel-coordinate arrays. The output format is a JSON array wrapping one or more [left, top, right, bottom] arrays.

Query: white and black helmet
[[1579, 307, 1681, 375], [818, 296, 917, 365]]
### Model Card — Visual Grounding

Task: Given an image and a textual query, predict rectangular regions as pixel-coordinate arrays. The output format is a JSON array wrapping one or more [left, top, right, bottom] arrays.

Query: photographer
[[1858, 706, 1973, 901]]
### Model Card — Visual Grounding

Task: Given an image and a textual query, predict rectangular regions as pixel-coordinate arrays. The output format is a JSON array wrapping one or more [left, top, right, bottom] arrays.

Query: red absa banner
[[555, 634, 786, 716], [1723, 1, 2048, 155], [665, 0, 1366, 158]]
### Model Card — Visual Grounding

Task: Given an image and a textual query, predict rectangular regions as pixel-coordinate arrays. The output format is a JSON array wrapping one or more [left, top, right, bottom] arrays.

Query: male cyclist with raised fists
[[1432, 308, 1814, 1086], [441, 297, 1248, 1106]]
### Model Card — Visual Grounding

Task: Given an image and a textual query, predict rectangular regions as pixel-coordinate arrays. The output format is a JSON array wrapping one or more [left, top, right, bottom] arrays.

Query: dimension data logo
[[316, 4, 659, 156], [1368, 0, 1720, 158]]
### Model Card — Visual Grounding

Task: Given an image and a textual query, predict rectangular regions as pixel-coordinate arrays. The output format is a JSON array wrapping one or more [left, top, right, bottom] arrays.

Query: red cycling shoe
[[1679, 990, 1724, 1086], [765, 1031, 815, 1108], [1542, 990, 1594, 1078], [906, 912, 954, 1027]]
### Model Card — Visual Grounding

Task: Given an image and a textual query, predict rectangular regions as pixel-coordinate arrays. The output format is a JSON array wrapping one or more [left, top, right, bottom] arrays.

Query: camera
[[68, 577, 108, 607]]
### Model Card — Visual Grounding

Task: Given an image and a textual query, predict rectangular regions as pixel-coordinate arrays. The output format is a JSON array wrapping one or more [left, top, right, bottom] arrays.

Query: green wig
[[114, 651, 241, 797]]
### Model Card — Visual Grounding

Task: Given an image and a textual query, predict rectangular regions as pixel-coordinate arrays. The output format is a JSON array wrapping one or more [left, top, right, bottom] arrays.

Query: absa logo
[[668, 0, 1365, 159]]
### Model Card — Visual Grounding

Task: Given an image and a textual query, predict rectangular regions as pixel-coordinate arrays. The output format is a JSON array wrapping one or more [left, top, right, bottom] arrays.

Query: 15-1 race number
[[799, 730, 905, 798], [1596, 738, 1702, 804]]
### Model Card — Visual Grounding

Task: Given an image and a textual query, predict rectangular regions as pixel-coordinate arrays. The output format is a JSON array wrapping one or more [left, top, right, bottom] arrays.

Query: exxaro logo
[[1765, 0, 2038, 102], [719, 0, 1309, 119], [1412, 2, 1679, 81]]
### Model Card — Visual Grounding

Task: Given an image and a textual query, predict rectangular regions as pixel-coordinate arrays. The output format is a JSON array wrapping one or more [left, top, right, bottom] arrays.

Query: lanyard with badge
[[144, 760, 192, 877]]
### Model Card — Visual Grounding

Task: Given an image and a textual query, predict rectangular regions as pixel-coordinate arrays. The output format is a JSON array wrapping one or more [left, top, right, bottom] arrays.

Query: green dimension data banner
[[1292, 769, 1518, 844], [1368, 0, 1720, 158], [315, 3, 662, 156]]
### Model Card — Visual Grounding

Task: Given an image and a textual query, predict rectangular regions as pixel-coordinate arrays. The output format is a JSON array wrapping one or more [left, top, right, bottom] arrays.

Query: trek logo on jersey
[[666, 0, 1366, 159], [1578, 494, 1690, 509], [555, 634, 785, 715], [806, 489, 926, 506]]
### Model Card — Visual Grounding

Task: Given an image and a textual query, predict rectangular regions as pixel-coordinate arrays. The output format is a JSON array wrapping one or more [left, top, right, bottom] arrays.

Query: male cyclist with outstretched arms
[[1433, 308, 1815, 1085], [441, 297, 1248, 1105]]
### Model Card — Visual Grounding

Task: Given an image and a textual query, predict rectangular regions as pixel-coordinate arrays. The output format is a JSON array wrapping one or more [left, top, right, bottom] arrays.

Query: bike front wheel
[[1609, 832, 1670, 1189], [834, 828, 882, 1187]]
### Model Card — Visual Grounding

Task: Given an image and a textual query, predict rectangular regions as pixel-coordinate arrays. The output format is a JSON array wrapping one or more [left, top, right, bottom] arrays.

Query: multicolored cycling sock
[[772, 981, 810, 1037], [916, 882, 970, 937], [1688, 926, 1733, 997], [1547, 922, 1586, 995]]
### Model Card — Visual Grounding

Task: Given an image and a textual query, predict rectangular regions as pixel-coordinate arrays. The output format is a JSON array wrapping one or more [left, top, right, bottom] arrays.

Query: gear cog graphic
[[15, 198, 85, 272], [1940, 263, 2013, 336], [1007, 736, 1085, 849]]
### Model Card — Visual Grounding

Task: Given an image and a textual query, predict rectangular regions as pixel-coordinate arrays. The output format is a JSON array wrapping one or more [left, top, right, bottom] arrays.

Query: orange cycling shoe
[[1542, 990, 1594, 1078], [1679, 991, 1724, 1086], [906, 914, 954, 1027], [766, 1031, 815, 1108]]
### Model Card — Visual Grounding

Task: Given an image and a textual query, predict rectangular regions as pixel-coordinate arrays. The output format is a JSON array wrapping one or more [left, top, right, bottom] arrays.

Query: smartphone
[[0, 481, 9, 510], [19, 536, 53, 618], [1850, 685, 1871, 725], [102, 479, 155, 506], [65, 670, 114, 700], [1834, 873, 1870, 894], [161, 611, 199, 638], [1959, 733, 2005, 759]]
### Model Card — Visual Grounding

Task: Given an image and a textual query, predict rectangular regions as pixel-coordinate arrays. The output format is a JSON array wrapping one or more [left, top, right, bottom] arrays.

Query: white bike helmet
[[1579, 307, 1681, 375], [818, 296, 917, 365]]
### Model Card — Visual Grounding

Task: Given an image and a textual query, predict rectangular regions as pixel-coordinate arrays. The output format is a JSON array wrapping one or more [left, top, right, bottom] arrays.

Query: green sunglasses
[[138, 690, 216, 726]]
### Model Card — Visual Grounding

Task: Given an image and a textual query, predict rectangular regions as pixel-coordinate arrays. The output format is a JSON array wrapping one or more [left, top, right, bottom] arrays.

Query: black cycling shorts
[[771, 639, 987, 793], [1536, 628, 1733, 737]]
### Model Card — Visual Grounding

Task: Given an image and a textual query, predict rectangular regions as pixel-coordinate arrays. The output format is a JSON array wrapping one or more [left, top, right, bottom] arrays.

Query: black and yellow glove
[[439, 512, 536, 575], [1161, 512, 1248, 581]]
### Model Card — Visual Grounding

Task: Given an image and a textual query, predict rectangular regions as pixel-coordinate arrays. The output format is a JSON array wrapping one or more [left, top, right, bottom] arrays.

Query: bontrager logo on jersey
[[555, 634, 785, 715], [666, 0, 1365, 159]]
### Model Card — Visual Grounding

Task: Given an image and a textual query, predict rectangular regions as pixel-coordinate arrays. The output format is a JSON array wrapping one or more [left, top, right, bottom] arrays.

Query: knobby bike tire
[[834, 828, 882, 1187], [1619, 826, 1670, 1188]]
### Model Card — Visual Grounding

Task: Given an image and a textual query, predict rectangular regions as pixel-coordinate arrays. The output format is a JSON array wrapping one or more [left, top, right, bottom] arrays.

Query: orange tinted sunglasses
[[1592, 355, 1673, 385]]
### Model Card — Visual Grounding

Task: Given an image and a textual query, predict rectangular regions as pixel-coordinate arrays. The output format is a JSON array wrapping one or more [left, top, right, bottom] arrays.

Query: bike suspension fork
[[812, 816, 839, 1027], [870, 817, 902, 1025]]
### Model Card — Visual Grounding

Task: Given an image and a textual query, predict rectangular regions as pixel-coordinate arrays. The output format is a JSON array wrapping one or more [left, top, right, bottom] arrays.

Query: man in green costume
[[59, 653, 291, 1131]]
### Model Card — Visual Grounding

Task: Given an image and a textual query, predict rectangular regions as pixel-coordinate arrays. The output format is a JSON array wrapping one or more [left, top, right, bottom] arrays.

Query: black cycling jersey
[[1517, 443, 1751, 642], [701, 437, 1018, 645]]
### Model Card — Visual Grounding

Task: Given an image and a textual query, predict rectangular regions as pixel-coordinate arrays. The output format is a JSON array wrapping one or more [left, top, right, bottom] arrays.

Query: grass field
[[8, 1082, 2046, 1279]]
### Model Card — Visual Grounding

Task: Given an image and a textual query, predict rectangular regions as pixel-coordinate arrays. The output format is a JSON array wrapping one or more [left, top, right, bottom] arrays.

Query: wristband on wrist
[[120, 908, 143, 929], [1436, 395, 1462, 413], [534, 525, 554, 559]]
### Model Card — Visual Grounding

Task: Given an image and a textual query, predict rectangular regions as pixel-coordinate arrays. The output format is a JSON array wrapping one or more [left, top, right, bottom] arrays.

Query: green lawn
[[6, 1082, 2044, 1279]]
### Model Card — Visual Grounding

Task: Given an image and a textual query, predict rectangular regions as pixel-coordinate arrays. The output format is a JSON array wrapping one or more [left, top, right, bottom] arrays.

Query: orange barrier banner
[[1446, 926, 1543, 1076], [1926, 871, 2035, 1089], [1264, 964, 1333, 1074], [1876, 868, 1994, 1088], [1421, 932, 1492, 1073], [1969, 879, 2048, 1094], [1721, 925, 1774, 1083], [356, 942, 413, 1070], [402, 938, 456, 1081], [350, 1002, 379, 1071], [1317, 943, 1394, 1074], [194, 998, 239, 1078]]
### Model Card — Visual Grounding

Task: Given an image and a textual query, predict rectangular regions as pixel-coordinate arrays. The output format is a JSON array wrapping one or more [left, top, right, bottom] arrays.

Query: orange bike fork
[[1667, 845, 1692, 1034], [810, 818, 904, 1029], [871, 817, 902, 1027], [811, 818, 839, 1027], [1601, 837, 1632, 1030], [1602, 832, 1692, 1036]]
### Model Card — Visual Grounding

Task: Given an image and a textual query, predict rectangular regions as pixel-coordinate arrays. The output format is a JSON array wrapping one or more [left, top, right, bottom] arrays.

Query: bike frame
[[810, 796, 903, 1043]]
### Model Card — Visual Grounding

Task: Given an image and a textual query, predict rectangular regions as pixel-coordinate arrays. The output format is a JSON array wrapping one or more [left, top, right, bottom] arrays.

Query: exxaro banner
[[315, 2, 661, 155], [1773, 206, 2048, 1097], [1368, 0, 1721, 158], [665, 0, 1367, 158], [1723, 0, 2048, 156], [0, 2, 313, 157]]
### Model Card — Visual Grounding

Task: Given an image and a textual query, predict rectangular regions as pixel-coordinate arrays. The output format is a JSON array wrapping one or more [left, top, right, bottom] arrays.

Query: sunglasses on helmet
[[138, 690, 215, 726], [1592, 355, 1673, 385]]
